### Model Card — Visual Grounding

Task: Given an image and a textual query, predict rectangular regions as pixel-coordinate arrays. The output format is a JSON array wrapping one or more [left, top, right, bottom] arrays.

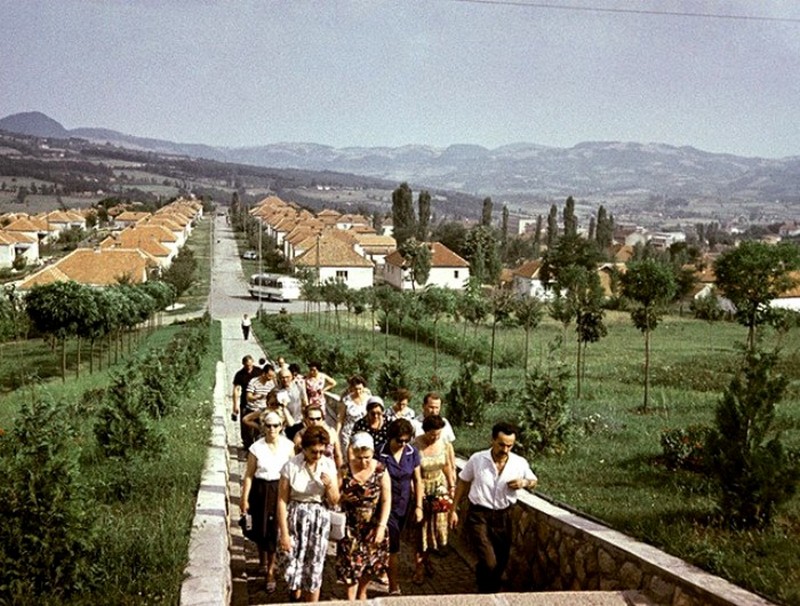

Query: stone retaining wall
[[180, 361, 232, 606], [492, 477, 775, 606]]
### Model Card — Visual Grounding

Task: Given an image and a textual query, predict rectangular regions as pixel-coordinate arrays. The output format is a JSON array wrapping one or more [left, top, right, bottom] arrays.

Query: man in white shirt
[[449, 421, 537, 594], [274, 367, 308, 438]]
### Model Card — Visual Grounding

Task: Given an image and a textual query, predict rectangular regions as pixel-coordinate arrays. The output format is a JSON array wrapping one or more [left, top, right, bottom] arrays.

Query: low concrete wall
[[488, 472, 775, 606], [180, 361, 232, 606]]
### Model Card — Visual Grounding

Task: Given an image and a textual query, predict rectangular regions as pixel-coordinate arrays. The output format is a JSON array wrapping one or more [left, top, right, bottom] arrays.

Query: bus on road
[[248, 273, 302, 302]]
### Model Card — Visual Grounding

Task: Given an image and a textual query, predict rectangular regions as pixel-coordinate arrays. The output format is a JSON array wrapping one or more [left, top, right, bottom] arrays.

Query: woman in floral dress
[[412, 414, 455, 584], [336, 375, 371, 454], [335, 432, 391, 601], [305, 361, 336, 411]]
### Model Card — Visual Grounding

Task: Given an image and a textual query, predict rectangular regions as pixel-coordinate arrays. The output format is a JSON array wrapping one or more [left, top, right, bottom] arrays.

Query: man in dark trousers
[[449, 421, 537, 594]]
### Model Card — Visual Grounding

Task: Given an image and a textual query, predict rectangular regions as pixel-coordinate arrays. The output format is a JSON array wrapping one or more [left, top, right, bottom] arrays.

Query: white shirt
[[281, 452, 338, 503], [459, 449, 537, 510], [413, 414, 456, 443], [249, 436, 295, 481]]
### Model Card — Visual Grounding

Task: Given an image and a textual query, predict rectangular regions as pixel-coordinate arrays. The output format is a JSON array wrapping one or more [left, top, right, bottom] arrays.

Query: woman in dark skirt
[[241, 411, 295, 593]]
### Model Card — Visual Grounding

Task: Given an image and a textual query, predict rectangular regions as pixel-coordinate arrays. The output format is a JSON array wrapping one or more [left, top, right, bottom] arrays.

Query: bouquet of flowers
[[428, 485, 453, 513]]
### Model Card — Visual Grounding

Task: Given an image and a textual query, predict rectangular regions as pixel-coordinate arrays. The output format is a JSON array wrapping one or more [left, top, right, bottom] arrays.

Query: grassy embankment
[[255, 309, 800, 605], [0, 216, 221, 605]]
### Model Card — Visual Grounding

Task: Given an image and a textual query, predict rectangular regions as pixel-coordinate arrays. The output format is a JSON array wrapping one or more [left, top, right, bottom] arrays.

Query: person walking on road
[[241, 313, 252, 341], [449, 421, 537, 594]]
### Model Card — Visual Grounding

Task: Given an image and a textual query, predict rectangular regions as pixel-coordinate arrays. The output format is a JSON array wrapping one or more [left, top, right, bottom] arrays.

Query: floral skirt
[[279, 501, 331, 592], [335, 517, 389, 585]]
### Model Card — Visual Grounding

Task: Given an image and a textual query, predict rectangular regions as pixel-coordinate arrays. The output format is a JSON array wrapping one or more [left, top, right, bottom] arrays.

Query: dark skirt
[[245, 478, 279, 553]]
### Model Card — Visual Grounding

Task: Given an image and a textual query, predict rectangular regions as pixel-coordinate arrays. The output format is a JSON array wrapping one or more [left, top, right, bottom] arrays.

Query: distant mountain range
[[2, 111, 800, 205]]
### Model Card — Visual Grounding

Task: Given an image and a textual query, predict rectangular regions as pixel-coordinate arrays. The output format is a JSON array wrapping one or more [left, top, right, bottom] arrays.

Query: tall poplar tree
[[391, 182, 417, 247], [546, 204, 559, 250], [481, 197, 493, 227], [417, 190, 431, 241], [563, 196, 577, 238], [501, 205, 509, 252]]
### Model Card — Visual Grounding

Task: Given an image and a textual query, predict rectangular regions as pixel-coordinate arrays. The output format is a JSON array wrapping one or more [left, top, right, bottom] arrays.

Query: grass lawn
[[0, 319, 222, 605], [256, 309, 800, 605]]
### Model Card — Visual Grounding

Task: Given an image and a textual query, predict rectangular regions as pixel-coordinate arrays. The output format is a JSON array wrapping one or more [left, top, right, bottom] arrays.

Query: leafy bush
[[660, 424, 712, 471], [375, 355, 413, 399], [0, 396, 99, 602], [707, 348, 800, 528], [445, 360, 497, 427], [515, 359, 577, 456], [95, 369, 165, 460], [690, 293, 724, 321]]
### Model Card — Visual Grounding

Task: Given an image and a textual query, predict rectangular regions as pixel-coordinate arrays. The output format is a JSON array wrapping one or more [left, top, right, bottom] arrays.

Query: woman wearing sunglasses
[[240, 410, 295, 593], [375, 418, 424, 595], [293, 405, 344, 469], [278, 424, 340, 602]]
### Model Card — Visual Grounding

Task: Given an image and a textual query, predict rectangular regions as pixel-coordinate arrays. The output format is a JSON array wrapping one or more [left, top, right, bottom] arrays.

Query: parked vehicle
[[241, 250, 258, 260], [248, 273, 302, 302]]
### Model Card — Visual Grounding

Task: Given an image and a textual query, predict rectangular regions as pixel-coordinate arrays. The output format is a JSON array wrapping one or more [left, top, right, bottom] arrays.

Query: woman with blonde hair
[[240, 410, 295, 593]]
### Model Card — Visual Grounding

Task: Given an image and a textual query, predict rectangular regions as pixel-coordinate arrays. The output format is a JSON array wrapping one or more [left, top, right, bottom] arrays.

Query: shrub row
[[262, 314, 375, 383], [0, 317, 211, 604]]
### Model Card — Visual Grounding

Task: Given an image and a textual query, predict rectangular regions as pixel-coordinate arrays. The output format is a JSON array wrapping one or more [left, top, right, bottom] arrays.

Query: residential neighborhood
[[0, 190, 797, 316]]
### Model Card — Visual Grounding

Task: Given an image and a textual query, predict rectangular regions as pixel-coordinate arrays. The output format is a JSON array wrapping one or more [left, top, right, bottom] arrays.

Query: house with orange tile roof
[[511, 259, 552, 299], [17, 248, 158, 290], [316, 209, 341, 226], [383, 241, 469, 291], [114, 211, 151, 229], [335, 214, 370, 230], [597, 263, 626, 299], [140, 216, 187, 246], [353, 233, 396, 267], [0, 230, 39, 267], [293, 232, 374, 290], [99, 225, 176, 268], [284, 224, 324, 259]]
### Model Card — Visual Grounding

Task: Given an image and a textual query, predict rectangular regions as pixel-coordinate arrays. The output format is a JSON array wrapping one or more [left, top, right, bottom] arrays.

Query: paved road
[[209, 216, 306, 321], [208, 216, 479, 604]]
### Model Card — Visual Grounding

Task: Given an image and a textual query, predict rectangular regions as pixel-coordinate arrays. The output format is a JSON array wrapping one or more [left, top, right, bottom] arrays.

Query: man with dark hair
[[413, 391, 456, 474], [243, 364, 276, 449], [449, 422, 537, 594], [232, 355, 261, 446]]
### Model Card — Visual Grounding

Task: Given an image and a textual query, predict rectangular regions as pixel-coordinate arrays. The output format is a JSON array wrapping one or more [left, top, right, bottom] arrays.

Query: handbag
[[328, 509, 347, 541]]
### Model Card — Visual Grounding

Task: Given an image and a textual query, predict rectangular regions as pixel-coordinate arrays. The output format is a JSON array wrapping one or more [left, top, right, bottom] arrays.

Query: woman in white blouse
[[241, 411, 295, 593], [277, 424, 341, 602]]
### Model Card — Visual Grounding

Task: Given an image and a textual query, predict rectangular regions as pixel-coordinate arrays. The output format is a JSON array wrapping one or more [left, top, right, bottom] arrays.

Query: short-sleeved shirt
[[376, 442, 421, 517], [281, 452, 338, 503], [249, 436, 295, 481], [458, 449, 537, 510], [246, 377, 275, 411], [413, 414, 456, 444], [233, 366, 261, 409]]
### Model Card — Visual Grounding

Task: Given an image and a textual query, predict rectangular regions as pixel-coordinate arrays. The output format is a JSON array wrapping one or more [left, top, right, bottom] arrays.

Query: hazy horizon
[[2, 1, 799, 159]]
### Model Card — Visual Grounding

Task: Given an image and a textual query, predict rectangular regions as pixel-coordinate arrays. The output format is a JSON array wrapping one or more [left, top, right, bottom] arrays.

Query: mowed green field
[[257, 309, 800, 605]]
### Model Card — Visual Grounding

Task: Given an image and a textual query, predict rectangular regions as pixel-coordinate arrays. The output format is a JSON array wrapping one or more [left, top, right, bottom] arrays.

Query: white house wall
[[771, 298, 800, 312], [319, 266, 373, 290], [0, 245, 14, 268]]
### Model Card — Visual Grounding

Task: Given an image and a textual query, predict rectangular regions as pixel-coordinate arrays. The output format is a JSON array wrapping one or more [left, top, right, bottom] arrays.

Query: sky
[[2, 0, 800, 158]]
